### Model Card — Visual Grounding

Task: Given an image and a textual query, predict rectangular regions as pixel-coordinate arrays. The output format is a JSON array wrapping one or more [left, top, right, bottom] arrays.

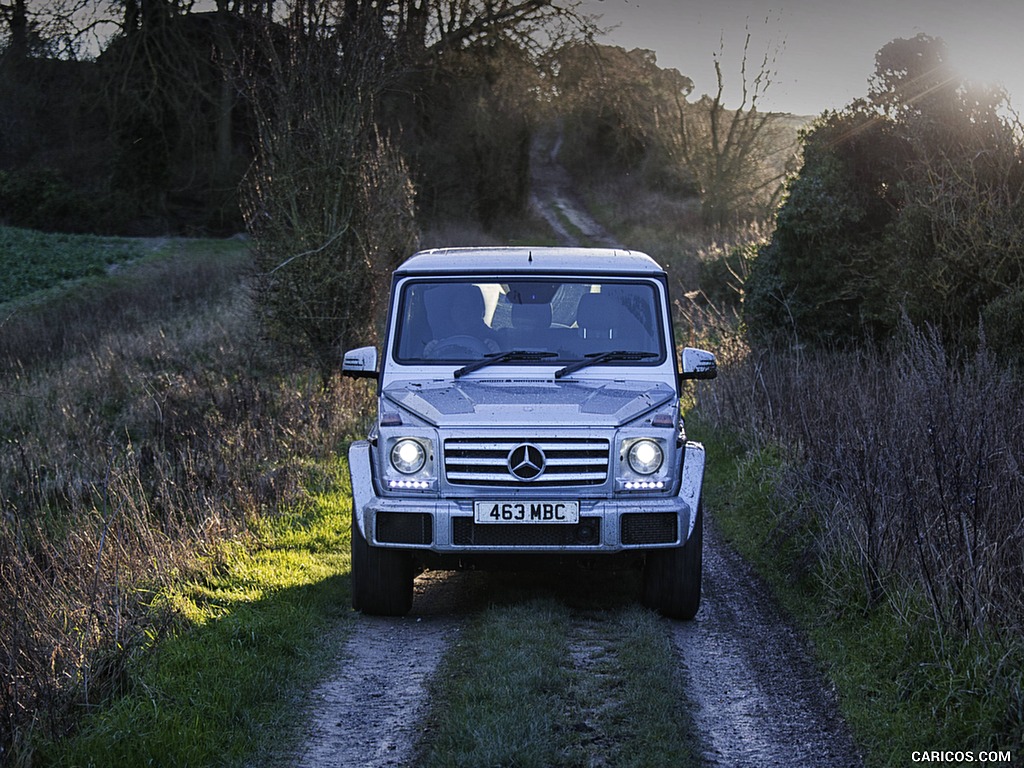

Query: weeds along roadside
[[0, 237, 371, 758], [586, 180, 1023, 761], [685, 304, 1024, 761]]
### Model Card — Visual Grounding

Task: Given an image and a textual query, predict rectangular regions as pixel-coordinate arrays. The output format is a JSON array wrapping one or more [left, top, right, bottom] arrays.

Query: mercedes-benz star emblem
[[508, 443, 546, 481]]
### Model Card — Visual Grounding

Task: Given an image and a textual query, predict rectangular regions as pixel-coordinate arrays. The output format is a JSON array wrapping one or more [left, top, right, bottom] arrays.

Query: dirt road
[[290, 137, 862, 767]]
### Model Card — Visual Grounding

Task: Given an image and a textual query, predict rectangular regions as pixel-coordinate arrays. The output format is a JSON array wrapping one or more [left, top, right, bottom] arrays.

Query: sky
[[578, 0, 1024, 116]]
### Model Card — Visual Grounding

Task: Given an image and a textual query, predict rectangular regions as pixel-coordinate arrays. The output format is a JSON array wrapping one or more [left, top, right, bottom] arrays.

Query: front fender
[[680, 441, 705, 539], [348, 440, 375, 539]]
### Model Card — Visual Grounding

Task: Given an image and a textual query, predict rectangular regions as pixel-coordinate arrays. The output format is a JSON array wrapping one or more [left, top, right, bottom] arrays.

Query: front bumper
[[348, 440, 705, 554]]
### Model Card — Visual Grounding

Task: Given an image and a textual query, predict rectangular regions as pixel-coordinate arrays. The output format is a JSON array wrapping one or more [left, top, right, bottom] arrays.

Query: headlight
[[628, 439, 663, 475], [391, 439, 426, 474]]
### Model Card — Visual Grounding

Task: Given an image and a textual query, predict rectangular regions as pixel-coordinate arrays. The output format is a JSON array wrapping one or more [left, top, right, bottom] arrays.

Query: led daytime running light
[[624, 480, 666, 490], [388, 479, 431, 489]]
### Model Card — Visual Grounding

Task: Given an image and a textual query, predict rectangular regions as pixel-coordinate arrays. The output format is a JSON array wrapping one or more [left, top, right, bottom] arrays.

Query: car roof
[[394, 247, 666, 277]]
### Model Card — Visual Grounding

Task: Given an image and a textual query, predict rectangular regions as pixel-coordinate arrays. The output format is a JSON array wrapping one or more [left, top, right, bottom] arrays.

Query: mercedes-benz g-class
[[342, 247, 716, 618]]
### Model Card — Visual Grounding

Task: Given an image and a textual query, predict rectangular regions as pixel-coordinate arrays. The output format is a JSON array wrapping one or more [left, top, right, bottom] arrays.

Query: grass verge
[[33, 459, 354, 768], [417, 575, 701, 768], [698, 422, 1023, 768]]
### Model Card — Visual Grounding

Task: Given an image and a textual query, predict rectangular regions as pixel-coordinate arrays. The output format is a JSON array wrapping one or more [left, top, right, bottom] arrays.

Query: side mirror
[[342, 346, 378, 379], [680, 347, 717, 380]]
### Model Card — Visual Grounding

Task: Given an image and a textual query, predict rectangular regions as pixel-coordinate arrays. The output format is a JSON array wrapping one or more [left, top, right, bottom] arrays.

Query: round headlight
[[628, 439, 663, 475], [391, 439, 426, 474]]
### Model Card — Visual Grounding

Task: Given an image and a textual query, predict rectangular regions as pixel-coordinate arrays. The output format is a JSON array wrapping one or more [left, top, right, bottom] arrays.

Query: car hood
[[382, 378, 676, 428]]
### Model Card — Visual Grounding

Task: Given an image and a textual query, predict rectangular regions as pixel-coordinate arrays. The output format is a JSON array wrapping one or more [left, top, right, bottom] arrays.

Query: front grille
[[444, 437, 609, 487], [452, 516, 602, 547], [621, 512, 678, 545], [376, 512, 433, 545]]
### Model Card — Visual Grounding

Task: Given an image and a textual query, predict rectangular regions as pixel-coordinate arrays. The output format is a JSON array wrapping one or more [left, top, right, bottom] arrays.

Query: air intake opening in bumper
[[377, 512, 434, 545], [621, 512, 678, 545]]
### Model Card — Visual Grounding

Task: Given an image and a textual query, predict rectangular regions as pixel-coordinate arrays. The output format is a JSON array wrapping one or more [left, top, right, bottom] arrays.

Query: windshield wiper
[[454, 350, 557, 378], [554, 350, 658, 379]]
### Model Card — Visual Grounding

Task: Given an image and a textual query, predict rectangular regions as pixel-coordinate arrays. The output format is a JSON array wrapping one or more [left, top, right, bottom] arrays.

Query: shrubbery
[[0, 169, 104, 233], [698, 322, 1024, 754], [746, 35, 1024, 362]]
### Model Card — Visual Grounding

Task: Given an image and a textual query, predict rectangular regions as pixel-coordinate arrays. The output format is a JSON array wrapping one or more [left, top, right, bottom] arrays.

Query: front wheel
[[642, 502, 703, 620], [351, 505, 414, 616]]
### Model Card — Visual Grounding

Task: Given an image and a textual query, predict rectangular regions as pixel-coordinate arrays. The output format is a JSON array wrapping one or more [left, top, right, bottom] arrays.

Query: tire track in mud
[[671, 521, 862, 767], [529, 133, 620, 249], [292, 572, 488, 768], [293, 615, 453, 768]]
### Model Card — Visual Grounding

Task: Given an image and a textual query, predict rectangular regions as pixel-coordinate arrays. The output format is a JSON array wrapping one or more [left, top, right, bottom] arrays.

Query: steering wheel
[[425, 335, 494, 358]]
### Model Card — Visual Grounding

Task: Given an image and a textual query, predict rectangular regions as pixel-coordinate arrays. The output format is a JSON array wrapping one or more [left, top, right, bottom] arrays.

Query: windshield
[[393, 278, 665, 366]]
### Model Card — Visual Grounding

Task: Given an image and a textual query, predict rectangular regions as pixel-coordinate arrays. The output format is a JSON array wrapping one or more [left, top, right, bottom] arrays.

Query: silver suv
[[343, 247, 716, 618]]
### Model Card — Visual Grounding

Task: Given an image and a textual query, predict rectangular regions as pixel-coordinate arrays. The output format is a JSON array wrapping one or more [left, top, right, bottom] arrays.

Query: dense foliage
[[746, 34, 1024, 358], [0, 1, 590, 236], [240, 20, 417, 381]]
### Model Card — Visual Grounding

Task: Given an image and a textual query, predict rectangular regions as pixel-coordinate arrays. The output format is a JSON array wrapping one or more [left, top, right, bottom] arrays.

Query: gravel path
[[291, 572, 489, 767]]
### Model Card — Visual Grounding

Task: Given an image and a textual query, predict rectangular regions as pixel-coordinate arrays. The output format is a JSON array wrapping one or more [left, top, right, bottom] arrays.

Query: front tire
[[642, 502, 703, 620], [351, 505, 414, 616]]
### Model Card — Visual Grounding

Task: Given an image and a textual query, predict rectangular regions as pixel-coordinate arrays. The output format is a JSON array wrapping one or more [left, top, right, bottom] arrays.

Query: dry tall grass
[[697, 317, 1024, 646], [0, 245, 369, 755]]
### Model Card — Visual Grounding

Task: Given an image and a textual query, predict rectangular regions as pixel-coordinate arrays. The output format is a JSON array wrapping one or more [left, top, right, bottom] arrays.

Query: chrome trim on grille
[[444, 437, 610, 487]]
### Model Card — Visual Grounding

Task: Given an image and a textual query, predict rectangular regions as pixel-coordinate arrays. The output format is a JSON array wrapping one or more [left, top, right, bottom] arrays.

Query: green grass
[[0, 224, 248, 315], [586, 607, 702, 768], [0, 229, 250, 367], [698, 420, 1024, 768], [39, 459, 354, 768], [0, 225, 148, 304], [421, 600, 576, 768], [418, 579, 701, 768]]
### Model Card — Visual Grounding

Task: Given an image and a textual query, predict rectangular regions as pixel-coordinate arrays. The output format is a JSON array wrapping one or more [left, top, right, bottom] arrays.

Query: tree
[[667, 29, 797, 228], [241, 15, 417, 382], [746, 34, 1024, 355], [391, 0, 593, 225], [554, 44, 693, 187], [744, 106, 908, 344], [0, 0, 28, 61]]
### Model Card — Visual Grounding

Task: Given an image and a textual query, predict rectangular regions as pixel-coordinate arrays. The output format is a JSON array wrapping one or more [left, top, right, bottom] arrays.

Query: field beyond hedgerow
[[0, 226, 147, 304]]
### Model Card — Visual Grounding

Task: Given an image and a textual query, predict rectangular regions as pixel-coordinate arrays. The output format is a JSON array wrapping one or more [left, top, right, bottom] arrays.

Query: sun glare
[[946, 39, 1020, 108]]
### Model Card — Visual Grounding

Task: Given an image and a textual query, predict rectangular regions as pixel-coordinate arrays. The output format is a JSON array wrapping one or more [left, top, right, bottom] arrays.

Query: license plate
[[473, 500, 580, 524]]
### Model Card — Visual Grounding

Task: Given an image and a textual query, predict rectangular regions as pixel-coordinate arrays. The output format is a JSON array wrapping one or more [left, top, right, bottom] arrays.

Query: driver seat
[[423, 284, 497, 350]]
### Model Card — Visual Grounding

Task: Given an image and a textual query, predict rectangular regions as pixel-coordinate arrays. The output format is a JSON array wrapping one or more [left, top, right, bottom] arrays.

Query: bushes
[[0, 247, 370, 758], [0, 169, 104, 233], [708, 325, 1024, 635], [746, 35, 1024, 357], [241, 21, 417, 380], [701, 321, 1024, 709], [697, 322, 1024, 752]]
